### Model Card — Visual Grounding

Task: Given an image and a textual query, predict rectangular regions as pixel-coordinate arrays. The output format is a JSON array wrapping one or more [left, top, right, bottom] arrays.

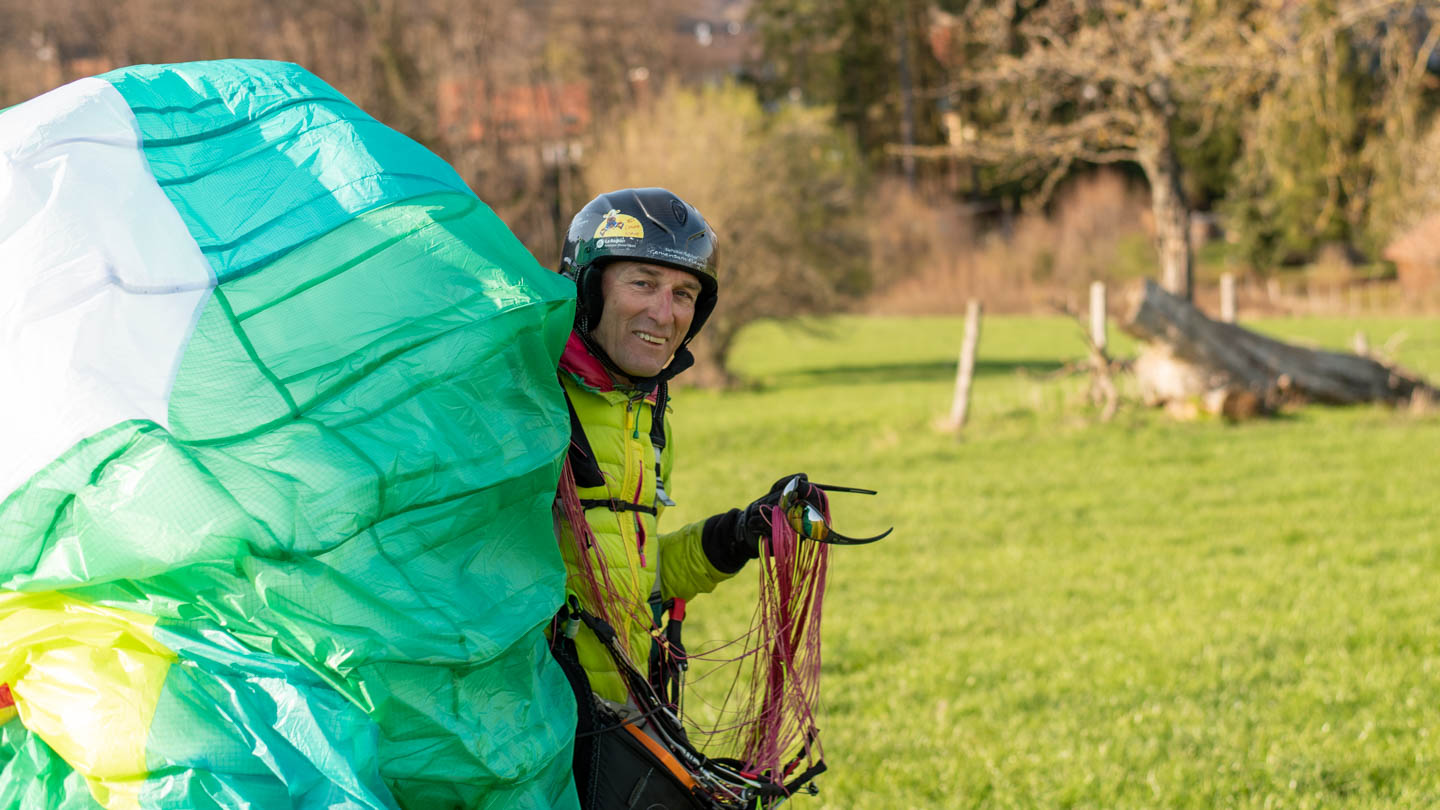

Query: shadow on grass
[[745, 358, 1068, 389]]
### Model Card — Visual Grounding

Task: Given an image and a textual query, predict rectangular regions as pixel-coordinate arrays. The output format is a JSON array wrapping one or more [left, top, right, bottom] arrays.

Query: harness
[[563, 378, 687, 697], [550, 598, 824, 810]]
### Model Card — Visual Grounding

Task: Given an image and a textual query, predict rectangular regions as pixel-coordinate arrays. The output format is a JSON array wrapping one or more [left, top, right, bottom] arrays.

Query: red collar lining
[[559, 332, 660, 403]]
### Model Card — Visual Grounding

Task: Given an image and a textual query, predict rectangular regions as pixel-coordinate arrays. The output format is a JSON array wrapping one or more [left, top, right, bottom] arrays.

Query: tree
[[899, 1, 1307, 301], [750, 0, 946, 163], [1365, 8, 1440, 239], [1224, 1, 1440, 268], [582, 83, 868, 386], [1224, 2, 1365, 267], [0, 0, 698, 260], [1335, 2, 1440, 257], [900, 1, 1440, 292]]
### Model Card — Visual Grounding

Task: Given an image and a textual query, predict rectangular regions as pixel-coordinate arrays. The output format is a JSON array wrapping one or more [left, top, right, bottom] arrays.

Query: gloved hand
[[741, 473, 829, 542], [700, 474, 826, 574]]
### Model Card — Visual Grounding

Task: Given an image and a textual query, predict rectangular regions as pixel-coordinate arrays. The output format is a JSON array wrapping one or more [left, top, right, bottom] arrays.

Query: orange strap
[[622, 722, 698, 791]]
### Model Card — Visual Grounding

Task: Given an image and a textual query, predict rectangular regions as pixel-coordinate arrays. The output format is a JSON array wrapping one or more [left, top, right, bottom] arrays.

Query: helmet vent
[[670, 199, 688, 225]]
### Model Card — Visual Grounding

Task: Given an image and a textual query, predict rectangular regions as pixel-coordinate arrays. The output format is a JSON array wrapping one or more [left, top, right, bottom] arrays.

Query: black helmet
[[560, 188, 719, 346]]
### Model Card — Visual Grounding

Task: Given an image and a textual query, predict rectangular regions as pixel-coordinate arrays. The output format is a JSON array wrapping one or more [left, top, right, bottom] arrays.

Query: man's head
[[591, 261, 702, 379], [560, 188, 719, 383]]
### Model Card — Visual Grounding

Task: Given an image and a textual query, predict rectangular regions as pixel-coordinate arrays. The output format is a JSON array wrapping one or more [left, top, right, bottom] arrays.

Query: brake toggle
[[778, 477, 893, 545]]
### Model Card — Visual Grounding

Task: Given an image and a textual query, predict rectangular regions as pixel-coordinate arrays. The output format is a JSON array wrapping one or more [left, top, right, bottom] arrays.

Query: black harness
[[549, 600, 825, 810]]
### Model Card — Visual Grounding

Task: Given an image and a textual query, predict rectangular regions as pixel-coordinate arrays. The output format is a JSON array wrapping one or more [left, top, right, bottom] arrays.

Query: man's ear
[[579, 266, 606, 328]]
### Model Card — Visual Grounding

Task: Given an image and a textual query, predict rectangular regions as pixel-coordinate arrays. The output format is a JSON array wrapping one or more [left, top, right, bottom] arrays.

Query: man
[[549, 188, 822, 807]]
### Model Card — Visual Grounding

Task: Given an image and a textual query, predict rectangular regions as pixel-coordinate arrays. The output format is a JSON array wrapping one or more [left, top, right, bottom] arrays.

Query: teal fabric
[[0, 723, 103, 810], [141, 626, 398, 810], [0, 61, 579, 809], [101, 60, 471, 283]]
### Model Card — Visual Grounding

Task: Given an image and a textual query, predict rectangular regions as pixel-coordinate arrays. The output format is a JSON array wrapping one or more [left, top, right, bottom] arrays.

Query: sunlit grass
[[663, 314, 1440, 809]]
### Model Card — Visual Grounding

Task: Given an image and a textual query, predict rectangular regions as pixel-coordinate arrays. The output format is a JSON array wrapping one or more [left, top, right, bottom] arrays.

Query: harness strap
[[649, 595, 687, 707], [649, 381, 667, 451], [548, 606, 602, 809], [651, 382, 676, 508], [564, 391, 606, 489], [579, 498, 658, 516]]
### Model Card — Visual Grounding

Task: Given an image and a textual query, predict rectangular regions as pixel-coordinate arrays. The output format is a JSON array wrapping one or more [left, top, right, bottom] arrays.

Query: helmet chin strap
[[576, 327, 696, 393]]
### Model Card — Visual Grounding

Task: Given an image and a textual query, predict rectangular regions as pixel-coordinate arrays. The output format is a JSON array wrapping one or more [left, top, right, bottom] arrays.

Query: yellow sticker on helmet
[[593, 209, 645, 239]]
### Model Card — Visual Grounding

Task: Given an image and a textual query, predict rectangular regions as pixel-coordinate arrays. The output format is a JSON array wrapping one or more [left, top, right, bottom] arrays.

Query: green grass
[[661, 314, 1440, 809]]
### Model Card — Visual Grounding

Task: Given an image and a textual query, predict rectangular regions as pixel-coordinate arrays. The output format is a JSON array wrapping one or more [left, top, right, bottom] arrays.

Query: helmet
[[560, 188, 719, 346]]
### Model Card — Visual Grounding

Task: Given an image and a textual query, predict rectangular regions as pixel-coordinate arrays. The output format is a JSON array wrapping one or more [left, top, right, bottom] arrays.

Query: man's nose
[[647, 290, 675, 322]]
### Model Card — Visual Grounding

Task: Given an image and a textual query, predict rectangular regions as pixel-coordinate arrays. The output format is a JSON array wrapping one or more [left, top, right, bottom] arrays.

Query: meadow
[[663, 314, 1440, 810]]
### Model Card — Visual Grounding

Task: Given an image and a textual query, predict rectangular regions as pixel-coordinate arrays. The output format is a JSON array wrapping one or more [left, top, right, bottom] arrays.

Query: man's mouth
[[634, 331, 667, 346]]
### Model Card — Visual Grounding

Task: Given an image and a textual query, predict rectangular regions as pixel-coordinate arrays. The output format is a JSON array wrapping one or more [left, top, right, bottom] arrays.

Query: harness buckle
[[563, 595, 582, 639]]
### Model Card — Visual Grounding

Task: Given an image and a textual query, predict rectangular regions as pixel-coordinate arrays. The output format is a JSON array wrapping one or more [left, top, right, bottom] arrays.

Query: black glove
[[700, 474, 826, 574]]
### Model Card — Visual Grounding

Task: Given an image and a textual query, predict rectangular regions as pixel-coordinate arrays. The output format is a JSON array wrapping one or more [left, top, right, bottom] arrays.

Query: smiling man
[[547, 188, 828, 809]]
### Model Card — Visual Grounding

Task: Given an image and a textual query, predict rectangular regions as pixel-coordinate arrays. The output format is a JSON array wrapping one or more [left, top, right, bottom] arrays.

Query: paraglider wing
[[0, 60, 579, 810]]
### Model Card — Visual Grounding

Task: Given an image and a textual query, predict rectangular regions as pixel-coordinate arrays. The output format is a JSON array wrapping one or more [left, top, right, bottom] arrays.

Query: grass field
[[662, 314, 1440, 809]]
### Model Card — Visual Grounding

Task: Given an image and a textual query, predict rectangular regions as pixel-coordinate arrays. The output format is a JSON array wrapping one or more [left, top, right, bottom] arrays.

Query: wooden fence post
[[1087, 281, 1120, 421], [1220, 273, 1236, 323], [1090, 281, 1107, 352], [945, 299, 983, 432]]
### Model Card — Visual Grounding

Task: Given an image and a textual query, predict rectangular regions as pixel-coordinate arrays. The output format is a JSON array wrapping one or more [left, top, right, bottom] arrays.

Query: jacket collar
[[559, 332, 659, 403]]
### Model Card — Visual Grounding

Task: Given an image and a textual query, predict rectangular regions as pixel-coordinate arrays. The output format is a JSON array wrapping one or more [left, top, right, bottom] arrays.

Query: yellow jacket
[[556, 335, 734, 702]]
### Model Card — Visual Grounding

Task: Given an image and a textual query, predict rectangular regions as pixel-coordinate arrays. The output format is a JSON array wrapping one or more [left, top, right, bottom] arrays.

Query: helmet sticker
[[593, 209, 645, 240]]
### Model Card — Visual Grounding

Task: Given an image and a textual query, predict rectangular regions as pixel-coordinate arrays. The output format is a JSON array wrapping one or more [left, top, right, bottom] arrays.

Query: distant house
[[436, 78, 591, 152], [1383, 213, 1440, 293], [673, 1, 756, 83]]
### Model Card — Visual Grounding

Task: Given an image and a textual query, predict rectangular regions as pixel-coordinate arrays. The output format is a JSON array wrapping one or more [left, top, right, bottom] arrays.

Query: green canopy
[[0, 60, 578, 809]]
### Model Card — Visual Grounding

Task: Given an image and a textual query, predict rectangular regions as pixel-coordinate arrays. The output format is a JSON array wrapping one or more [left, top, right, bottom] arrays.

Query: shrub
[[583, 83, 867, 386]]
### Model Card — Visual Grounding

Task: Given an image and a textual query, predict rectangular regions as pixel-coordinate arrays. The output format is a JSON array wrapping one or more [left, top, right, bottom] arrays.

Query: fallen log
[[1121, 280, 1435, 411]]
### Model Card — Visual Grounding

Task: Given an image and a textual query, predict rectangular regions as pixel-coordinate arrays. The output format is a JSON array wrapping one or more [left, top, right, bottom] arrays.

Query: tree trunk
[[1122, 280, 1434, 408], [683, 327, 739, 389], [896, 8, 917, 189], [1138, 131, 1193, 301]]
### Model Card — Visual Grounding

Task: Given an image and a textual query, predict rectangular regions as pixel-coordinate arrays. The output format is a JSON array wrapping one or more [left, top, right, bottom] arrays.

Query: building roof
[[1384, 211, 1440, 266], [436, 78, 591, 144]]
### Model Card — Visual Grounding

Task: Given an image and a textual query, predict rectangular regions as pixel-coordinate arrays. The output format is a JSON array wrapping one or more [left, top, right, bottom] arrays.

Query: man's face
[[592, 260, 702, 379]]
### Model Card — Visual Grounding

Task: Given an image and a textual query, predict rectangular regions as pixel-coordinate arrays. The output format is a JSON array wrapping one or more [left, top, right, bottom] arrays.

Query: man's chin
[[616, 355, 672, 380], [614, 360, 661, 379]]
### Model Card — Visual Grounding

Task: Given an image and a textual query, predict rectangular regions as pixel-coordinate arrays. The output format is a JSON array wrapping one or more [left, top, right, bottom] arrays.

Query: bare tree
[[899, 1, 1435, 299], [897, 1, 1311, 301]]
